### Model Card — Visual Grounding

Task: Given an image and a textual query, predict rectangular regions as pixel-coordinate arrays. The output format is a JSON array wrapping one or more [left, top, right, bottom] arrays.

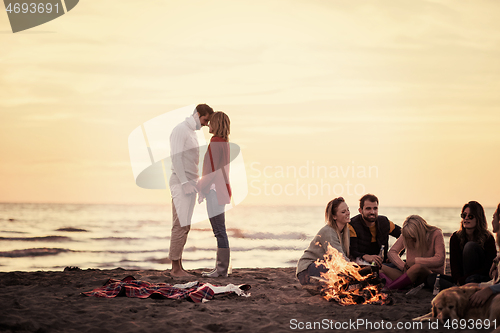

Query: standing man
[[169, 104, 213, 277], [349, 194, 401, 267]]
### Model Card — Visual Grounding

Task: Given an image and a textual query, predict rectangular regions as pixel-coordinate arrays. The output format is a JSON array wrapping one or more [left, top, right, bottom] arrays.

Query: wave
[[193, 228, 308, 240], [232, 231, 308, 240], [230, 246, 301, 252], [0, 247, 165, 257], [89, 249, 165, 254], [138, 220, 163, 226], [0, 230, 27, 234], [0, 236, 72, 242], [91, 237, 160, 241], [56, 227, 88, 232], [0, 248, 71, 257], [87, 246, 300, 254]]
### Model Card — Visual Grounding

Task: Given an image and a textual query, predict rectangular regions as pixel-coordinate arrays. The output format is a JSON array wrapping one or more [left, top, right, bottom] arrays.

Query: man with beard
[[349, 194, 401, 267]]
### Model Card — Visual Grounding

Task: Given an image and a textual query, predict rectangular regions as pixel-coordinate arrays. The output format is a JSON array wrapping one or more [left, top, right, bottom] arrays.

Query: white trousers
[[168, 183, 196, 261]]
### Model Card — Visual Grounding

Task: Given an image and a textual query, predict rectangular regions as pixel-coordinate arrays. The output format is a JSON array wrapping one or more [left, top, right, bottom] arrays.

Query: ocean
[[0, 203, 497, 272]]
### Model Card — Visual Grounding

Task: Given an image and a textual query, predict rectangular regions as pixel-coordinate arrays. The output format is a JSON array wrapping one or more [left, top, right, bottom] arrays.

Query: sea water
[[0, 203, 496, 272]]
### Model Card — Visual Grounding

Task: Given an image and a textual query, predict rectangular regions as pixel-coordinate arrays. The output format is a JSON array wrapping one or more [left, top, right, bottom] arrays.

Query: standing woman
[[296, 197, 351, 285], [197, 112, 232, 277], [450, 201, 497, 285], [382, 215, 445, 290]]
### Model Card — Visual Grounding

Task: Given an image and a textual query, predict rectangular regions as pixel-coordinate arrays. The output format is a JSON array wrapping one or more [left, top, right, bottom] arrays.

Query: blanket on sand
[[82, 276, 251, 303]]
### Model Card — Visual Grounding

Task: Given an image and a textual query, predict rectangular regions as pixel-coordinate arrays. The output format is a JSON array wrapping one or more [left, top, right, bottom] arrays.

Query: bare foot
[[170, 269, 193, 277]]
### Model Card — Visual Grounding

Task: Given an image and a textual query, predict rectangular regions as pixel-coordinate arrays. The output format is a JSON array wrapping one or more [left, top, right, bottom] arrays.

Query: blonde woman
[[197, 112, 232, 277], [296, 197, 351, 285], [381, 215, 445, 290]]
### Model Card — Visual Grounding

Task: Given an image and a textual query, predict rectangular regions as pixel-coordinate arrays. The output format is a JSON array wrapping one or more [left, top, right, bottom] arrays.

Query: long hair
[[325, 197, 350, 257], [457, 201, 491, 248], [210, 112, 230, 141], [402, 215, 440, 257]]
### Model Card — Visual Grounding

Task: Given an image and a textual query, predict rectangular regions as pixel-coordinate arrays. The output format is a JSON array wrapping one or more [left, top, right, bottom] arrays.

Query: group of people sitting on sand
[[296, 194, 500, 305], [170, 105, 500, 309]]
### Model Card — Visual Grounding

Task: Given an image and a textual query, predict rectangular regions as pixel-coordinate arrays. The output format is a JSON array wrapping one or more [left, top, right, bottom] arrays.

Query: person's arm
[[198, 141, 229, 193], [484, 234, 498, 275], [197, 143, 216, 193], [389, 221, 401, 238], [388, 236, 405, 271], [469, 284, 500, 307], [323, 228, 349, 262], [348, 224, 363, 260], [493, 215, 499, 233], [170, 126, 189, 184], [490, 284, 500, 294], [296, 231, 327, 276], [414, 230, 445, 269], [490, 255, 500, 280]]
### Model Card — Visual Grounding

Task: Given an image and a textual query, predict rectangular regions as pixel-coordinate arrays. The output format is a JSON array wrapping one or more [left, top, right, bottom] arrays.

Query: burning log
[[315, 244, 392, 306]]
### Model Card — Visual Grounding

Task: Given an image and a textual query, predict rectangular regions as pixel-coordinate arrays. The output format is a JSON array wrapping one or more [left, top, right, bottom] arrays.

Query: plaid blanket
[[82, 276, 250, 303]]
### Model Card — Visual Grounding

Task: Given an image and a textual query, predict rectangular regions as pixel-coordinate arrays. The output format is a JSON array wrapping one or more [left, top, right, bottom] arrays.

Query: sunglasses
[[461, 213, 475, 220]]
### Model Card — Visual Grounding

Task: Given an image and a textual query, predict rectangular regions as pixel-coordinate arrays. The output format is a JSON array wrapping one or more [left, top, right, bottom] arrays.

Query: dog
[[414, 286, 500, 332]]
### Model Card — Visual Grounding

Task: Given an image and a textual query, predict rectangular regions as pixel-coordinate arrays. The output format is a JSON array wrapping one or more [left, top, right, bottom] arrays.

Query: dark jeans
[[298, 262, 329, 285], [463, 241, 490, 284], [206, 190, 229, 248]]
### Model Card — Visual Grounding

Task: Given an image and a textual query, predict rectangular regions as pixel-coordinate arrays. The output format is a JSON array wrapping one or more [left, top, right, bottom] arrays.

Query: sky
[[0, 0, 499, 207]]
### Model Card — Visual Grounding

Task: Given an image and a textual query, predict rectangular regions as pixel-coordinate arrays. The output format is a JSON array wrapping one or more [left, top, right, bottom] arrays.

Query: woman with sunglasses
[[449, 201, 497, 285], [381, 215, 445, 290], [296, 197, 351, 285]]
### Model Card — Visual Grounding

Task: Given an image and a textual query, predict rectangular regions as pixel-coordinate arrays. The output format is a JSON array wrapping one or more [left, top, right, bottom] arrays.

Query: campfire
[[314, 245, 392, 306]]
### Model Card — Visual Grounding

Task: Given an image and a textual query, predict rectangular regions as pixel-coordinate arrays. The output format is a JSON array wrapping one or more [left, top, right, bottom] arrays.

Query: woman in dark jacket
[[449, 201, 497, 285]]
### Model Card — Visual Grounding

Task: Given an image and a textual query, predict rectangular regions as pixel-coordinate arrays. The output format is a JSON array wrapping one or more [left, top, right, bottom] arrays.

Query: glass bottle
[[433, 274, 441, 295]]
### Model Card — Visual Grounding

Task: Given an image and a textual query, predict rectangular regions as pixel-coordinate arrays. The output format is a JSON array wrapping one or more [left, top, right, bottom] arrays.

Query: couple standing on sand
[[168, 104, 232, 278]]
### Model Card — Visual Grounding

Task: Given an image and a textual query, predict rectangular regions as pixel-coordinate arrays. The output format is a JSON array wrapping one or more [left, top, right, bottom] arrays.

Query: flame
[[317, 244, 391, 306]]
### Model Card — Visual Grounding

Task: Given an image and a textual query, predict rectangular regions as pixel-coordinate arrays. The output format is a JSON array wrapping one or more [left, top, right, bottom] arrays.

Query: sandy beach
[[0, 264, 484, 333]]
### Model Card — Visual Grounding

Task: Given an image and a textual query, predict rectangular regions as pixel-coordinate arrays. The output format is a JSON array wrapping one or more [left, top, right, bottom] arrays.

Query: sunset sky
[[1, 0, 499, 207]]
